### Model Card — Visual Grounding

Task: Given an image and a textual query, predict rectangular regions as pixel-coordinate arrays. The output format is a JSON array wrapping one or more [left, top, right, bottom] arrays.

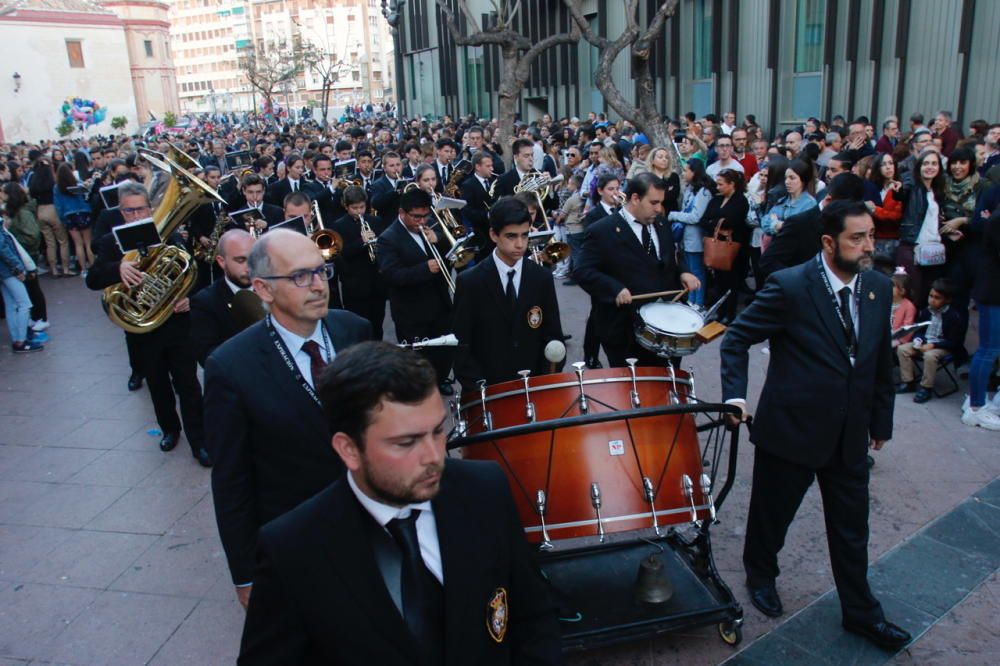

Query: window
[[66, 40, 84, 68], [144, 40, 154, 58], [692, 0, 712, 80], [794, 0, 825, 73]]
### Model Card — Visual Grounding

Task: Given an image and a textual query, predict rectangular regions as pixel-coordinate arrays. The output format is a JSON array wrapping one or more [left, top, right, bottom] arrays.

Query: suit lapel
[[613, 213, 645, 257], [804, 260, 852, 362]]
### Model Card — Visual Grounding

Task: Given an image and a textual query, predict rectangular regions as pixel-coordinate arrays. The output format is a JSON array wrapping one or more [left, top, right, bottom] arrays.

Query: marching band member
[[190, 229, 256, 365], [230, 173, 283, 233], [331, 186, 388, 339], [369, 150, 405, 224], [493, 138, 536, 197], [459, 150, 497, 261], [453, 197, 563, 392]]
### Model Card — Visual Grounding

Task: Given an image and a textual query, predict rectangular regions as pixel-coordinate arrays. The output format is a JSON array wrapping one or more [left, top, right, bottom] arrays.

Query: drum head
[[639, 302, 703, 335]]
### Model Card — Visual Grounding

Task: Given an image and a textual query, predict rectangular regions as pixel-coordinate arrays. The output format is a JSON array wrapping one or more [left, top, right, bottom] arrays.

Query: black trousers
[[343, 288, 387, 341], [25, 274, 47, 322], [744, 446, 883, 624], [583, 299, 600, 361], [131, 330, 205, 452]]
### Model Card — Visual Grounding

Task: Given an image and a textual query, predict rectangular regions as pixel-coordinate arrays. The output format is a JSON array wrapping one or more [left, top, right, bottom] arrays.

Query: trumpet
[[310, 200, 343, 261], [612, 190, 628, 207], [420, 224, 456, 296], [357, 214, 378, 263]]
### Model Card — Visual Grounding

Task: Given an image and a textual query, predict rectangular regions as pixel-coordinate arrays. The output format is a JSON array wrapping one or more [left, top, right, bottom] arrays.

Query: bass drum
[[457, 367, 710, 543]]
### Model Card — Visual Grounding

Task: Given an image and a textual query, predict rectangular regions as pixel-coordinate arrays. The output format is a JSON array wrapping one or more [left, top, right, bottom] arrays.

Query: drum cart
[[450, 400, 745, 651]]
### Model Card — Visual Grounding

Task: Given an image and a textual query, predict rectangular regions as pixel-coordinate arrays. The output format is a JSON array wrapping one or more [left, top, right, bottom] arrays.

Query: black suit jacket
[[239, 459, 562, 666], [189, 278, 242, 365], [265, 177, 310, 207], [331, 213, 387, 299], [493, 168, 522, 198], [205, 310, 372, 584], [758, 206, 822, 283], [376, 219, 453, 335], [453, 258, 563, 390], [369, 175, 402, 223], [720, 257, 895, 468], [582, 203, 616, 229]]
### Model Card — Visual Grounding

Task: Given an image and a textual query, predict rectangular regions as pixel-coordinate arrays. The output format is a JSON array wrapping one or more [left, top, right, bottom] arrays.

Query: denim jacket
[[668, 186, 712, 253], [0, 229, 26, 280]]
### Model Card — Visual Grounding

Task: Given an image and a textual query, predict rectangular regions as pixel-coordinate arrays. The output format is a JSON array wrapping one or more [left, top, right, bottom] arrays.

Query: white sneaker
[[962, 394, 1000, 414], [991, 392, 1000, 411], [962, 407, 1000, 431], [30, 320, 50, 332]]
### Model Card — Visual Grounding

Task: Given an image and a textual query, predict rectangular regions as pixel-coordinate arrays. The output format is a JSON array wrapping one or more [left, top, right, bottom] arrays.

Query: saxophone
[[192, 207, 229, 263]]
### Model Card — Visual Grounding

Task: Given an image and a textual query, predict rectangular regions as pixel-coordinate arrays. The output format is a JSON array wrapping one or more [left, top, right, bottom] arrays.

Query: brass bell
[[634, 555, 673, 605]]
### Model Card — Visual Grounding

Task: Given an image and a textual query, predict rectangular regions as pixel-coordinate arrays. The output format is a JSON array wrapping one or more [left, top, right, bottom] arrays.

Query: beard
[[358, 458, 445, 507], [833, 243, 873, 275]]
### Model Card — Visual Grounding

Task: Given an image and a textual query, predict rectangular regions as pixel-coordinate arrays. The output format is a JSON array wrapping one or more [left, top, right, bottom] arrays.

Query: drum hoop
[[522, 504, 713, 534], [459, 374, 691, 412]]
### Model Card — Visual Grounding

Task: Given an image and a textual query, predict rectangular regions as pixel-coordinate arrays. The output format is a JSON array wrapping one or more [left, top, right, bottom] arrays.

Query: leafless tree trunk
[[437, 0, 579, 166], [565, 0, 681, 172]]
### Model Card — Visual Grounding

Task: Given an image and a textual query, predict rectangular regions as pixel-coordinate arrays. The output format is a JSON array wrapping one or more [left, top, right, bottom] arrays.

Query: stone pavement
[[0, 274, 997, 665]]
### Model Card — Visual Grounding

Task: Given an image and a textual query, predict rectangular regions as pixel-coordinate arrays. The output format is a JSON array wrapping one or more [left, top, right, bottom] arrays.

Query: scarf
[[946, 174, 979, 218]]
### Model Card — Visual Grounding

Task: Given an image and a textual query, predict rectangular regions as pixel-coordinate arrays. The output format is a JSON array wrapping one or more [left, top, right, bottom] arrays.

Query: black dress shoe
[[585, 357, 603, 370], [193, 447, 213, 468], [843, 618, 912, 650], [747, 583, 783, 617], [159, 431, 180, 452], [128, 372, 144, 392], [438, 382, 454, 396]]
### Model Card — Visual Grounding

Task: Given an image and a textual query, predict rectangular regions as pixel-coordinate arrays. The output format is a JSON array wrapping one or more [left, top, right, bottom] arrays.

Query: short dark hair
[[949, 147, 976, 166], [283, 191, 311, 209], [489, 195, 531, 233], [342, 185, 367, 206], [334, 140, 353, 153], [399, 187, 432, 211], [318, 342, 438, 448], [826, 173, 866, 201], [820, 200, 871, 238], [512, 138, 534, 155], [241, 173, 264, 190], [624, 171, 666, 202], [471, 150, 493, 168], [715, 168, 746, 193], [929, 278, 956, 300]]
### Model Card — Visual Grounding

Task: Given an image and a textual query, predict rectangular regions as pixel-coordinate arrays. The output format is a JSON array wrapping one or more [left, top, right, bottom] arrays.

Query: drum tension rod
[[681, 474, 699, 524], [666, 359, 681, 405], [688, 368, 697, 402], [642, 476, 662, 536], [477, 380, 493, 431], [571, 362, 589, 414], [625, 358, 641, 408], [536, 490, 554, 551], [449, 399, 467, 438], [700, 473, 717, 523], [518, 370, 536, 423], [590, 482, 606, 542]]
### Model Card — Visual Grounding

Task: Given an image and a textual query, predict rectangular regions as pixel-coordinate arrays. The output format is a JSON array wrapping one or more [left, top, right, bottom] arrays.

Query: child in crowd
[[896, 278, 967, 403], [890, 270, 917, 348]]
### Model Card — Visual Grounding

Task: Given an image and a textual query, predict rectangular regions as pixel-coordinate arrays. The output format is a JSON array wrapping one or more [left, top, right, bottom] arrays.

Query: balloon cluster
[[60, 98, 107, 127]]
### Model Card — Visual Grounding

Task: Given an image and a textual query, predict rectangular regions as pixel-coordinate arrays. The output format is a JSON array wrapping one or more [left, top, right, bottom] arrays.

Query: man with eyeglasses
[[706, 135, 745, 179], [205, 228, 371, 610], [86, 181, 212, 467], [898, 129, 933, 176], [875, 117, 900, 155]]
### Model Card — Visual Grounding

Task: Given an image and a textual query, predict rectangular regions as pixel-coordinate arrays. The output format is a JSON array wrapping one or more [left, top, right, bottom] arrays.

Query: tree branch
[[564, 0, 609, 49]]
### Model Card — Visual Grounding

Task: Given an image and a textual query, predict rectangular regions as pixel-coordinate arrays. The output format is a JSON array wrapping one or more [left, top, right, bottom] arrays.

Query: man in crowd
[[190, 229, 256, 365]]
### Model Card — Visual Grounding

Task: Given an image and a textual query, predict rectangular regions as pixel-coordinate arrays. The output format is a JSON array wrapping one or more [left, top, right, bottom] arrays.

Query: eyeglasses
[[258, 264, 334, 288], [121, 206, 151, 216], [404, 212, 430, 220]]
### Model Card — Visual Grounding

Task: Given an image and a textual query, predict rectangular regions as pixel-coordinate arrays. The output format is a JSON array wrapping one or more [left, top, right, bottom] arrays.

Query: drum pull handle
[[642, 476, 662, 536], [681, 474, 699, 524], [449, 399, 468, 438], [700, 473, 717, 523], [477, 380, 494, 431], [666, 359, 681, 405], [517, 370, 536, 423], [536, 490, 554, 551], [571, 362, 590, 414], [625, 358, 641, 408], [688, 368, 698, 402], [590, 483, 606, 542]]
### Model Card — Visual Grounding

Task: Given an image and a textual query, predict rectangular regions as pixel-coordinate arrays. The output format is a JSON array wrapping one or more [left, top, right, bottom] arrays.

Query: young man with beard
[[721, 202, 910, 651], [239, 342, 561, 665], [190, 229, 256, 365]]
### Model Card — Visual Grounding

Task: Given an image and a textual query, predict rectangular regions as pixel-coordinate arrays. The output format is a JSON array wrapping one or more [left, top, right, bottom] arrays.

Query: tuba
[[103, 150, 226, 334], [515, 172, 571, 265]]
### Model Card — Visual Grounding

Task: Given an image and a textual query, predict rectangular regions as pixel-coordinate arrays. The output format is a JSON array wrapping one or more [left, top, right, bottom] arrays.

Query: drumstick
[[670, 288, 690, 303], [630, 289, 686, 302]]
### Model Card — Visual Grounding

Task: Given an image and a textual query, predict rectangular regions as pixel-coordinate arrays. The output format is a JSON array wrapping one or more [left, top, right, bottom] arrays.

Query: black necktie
[[505, 269, 517, 311], [641, 224, 657, 258], [442, 165, 449, 183], [292, 180, 298, 192], [419, 229, 433, 257], [301, 340, 327, 388], [838, 286, 856, 351], [385, 512, 444, 661]]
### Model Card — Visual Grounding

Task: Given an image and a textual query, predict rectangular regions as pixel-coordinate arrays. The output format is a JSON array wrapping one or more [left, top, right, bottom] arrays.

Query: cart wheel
[[718, 621, 742, 646]]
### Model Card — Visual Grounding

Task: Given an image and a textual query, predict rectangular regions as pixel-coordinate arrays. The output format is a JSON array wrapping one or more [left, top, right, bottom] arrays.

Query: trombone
[[420, 224, 456, 296], [515, 172, 570, 265], [403, 182, 475, 271], [310, 200, 343, 261]]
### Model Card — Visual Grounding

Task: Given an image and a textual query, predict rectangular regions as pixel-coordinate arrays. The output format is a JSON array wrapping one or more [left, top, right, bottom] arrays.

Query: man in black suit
[[453, 197, 564, 392], [190, 229, 256, 365], [199, 140, 229, 172], [369, 150, 405, 224], [431, 139, 457, 194], [85, 181, 212, 467], [239, 342, 561, 665], [377, 188, 455, 395], [759, 173, 866, 284], [575, 173, 700, 367], [265, 153, 306, 206], [458, 150, 497, 262], [227, 173, 283, 234], [332, 186, 388, 339], [461, 125, 505, 175], [721, 202, 911, 650], [205, 229, 371, 608], [401, 142, 423, 180], [308, 154, 346, 223], [493, 138, 536, 197]]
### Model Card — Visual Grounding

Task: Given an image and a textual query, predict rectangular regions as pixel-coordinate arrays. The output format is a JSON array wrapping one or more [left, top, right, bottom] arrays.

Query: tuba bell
[[103, 150, 226, 334], [310, 199, 343, 261]]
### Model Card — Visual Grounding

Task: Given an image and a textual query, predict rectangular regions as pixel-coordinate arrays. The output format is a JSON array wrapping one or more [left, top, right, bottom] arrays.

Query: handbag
[[703, 219, 741, 271], [914, 198, 946, 266]]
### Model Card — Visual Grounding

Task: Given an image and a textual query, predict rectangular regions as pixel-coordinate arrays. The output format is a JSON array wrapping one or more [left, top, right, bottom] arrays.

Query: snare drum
[[457, 367, 711, 543], [635, 302, 706, 357]]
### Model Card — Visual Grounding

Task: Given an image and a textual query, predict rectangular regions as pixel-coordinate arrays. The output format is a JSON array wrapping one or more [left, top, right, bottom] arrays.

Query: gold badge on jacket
[[486, 587, 509, 643], [527, 306, 543, 329]]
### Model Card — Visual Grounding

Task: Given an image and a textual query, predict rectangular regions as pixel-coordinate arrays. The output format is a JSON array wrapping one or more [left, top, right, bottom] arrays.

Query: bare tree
[[299, 39, 352, 127], [436, 0, 579, 164], [239, 46, 302, 122], [565, 0, 681, 171]]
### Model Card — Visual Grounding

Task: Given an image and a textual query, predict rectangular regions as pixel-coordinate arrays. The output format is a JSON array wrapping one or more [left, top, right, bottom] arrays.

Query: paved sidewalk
[[0, 276, 996, 665]]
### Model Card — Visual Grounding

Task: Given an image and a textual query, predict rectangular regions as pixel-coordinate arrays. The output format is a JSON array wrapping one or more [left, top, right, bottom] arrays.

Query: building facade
[[168, 0, 395, 119], [397, 0, 1000, 135]]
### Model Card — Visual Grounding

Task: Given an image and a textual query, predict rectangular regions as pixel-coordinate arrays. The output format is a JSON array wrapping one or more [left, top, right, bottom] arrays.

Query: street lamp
[[12, 72, 21, 93], [381, 0, 405, 119]]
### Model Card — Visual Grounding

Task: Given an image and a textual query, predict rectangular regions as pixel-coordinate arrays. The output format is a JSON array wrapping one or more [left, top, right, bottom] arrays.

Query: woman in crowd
[[864, 153, 904, 257], [666, 158, 714, 307], [53, 163, 95, 274], [626, 143, 652, 179], [678, 134, 707, 169], [28, 160, 74, 277], [701, 169, 750, 323], [963, 190, 1000, 431], [587, 145, 626, 201], [647, 146, 682, 214], [939, 147, 988, 310], [1, 182, 48, 334], [0, 211, 42, 353], [413, 163, 439, 194], [897, 149, 947, 306], [761, 158, 815, 244]]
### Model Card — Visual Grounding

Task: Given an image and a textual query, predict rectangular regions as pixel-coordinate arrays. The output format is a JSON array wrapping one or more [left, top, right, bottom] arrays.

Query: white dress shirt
[[492, 249, 523, 297], [622, 206, 659, 258], [598, 200, 616, 217], [347, 472, 444, 584], [270, 316, 333, 389], [820, 252, 859, 335], [288, 178, 300, 192]]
